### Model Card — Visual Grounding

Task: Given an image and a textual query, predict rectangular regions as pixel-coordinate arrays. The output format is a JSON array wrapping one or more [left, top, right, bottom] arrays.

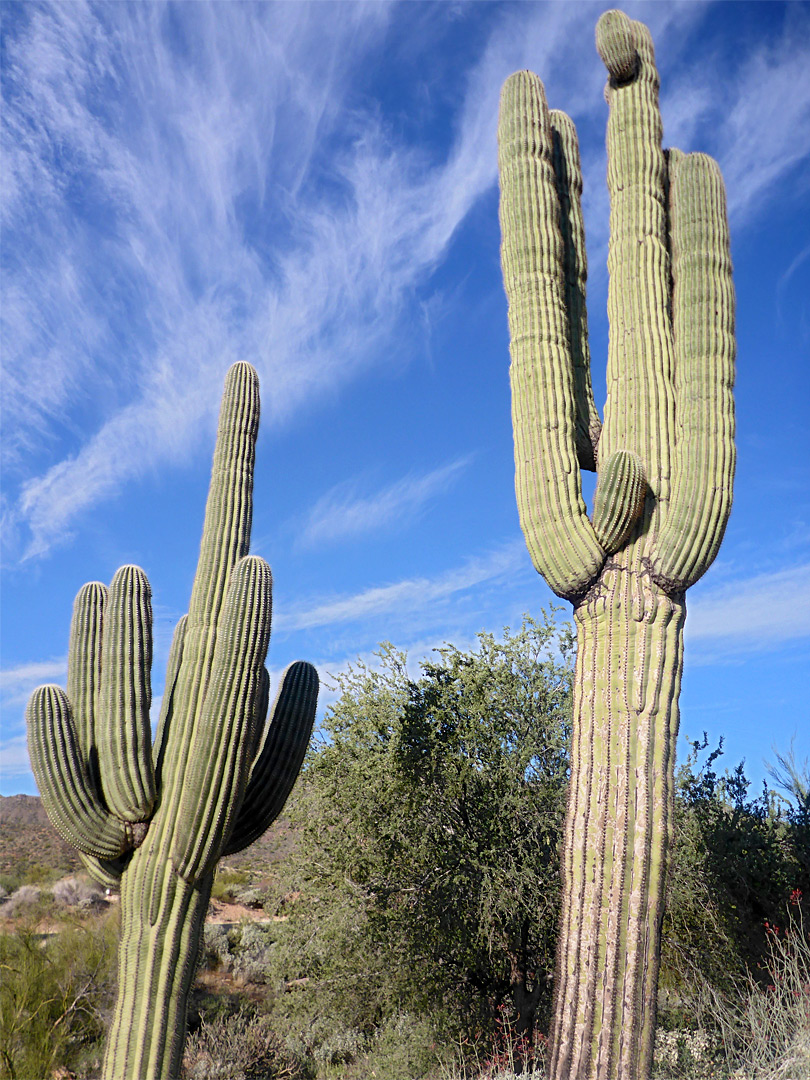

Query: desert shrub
[[183, 1008, 306, 1080], [52, 876, 106, 910], [235, 886, 267, 909], [284, 1011, 443, 1080], [204, 923, 235, 972], [0, 884, 44, 920], [212, 867, 253, 903], [660, 736, 809, 1029], [362, 1012, 445, 1079], [723, 900, 810, 1080], [277, 614, 573, 1060], [651, 1026, 725, 1078], [0, 910, 118, 1080], [232, 922, 277, 985]]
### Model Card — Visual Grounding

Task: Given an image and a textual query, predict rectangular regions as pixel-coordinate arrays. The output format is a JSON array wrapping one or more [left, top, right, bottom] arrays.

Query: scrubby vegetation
[[0, 908, 118, 1079], [1, 614, 807, 1078]]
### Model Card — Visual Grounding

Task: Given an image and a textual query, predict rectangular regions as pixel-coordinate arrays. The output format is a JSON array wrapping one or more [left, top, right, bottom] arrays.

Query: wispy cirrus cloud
[[0, 657, 67, 699], [300, 457, 472, 548], [0, 736, 31, 781], [657, 6, 810, 227], [279, 539, 526, 633], [0, 1, 596, 561], [686, 562, 810, 661], [0, 658, 66, 781], [3, 1, 809, 565]]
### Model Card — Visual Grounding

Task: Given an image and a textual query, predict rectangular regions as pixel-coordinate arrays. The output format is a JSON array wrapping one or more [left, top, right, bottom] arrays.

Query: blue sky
[[1, 0, 808, 798]]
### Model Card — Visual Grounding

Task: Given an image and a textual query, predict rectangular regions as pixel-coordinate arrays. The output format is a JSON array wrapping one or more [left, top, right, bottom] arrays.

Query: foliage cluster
[[0, 910, 118, 1080], [661, 735, 810, 1024], [275, 613, 574, 1057]]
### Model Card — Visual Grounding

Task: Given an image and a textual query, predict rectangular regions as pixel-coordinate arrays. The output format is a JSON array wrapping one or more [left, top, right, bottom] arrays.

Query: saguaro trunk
[[552, 559, 684, 1078], [105, 834, 213, 1078], [497, 10, 735, 1078]]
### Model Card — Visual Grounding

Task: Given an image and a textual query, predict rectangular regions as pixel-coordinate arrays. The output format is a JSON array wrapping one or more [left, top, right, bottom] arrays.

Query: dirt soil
[[206, 899, 274, 925]]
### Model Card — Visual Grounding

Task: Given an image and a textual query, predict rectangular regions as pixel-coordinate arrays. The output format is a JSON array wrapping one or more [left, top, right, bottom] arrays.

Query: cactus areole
[[498, 11, 735, 1080], [27, 363, 319, 1080]]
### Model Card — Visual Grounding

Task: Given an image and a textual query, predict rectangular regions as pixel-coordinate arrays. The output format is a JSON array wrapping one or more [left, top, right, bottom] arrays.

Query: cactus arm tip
[[592, 450, 647, 554], [596, 10, 638, 83]]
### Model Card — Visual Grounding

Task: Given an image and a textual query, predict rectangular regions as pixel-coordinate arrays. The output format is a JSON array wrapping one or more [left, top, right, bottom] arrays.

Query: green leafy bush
[[273, 613, 573, 1064], [212, 867, 254, 904], [0, 911, 118, 1079], [660, 735, 809, 1029]]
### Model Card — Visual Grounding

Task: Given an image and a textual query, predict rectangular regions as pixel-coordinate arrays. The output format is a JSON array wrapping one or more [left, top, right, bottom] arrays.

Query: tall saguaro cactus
[[27, 362, 319, 1079], [498, 11, 734, 1079]]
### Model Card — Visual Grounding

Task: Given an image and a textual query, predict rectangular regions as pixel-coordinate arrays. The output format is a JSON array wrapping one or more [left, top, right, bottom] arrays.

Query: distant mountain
[[0, 795, 81, 882], [0, 793, 50, 826], [0, 793, 299, 881]]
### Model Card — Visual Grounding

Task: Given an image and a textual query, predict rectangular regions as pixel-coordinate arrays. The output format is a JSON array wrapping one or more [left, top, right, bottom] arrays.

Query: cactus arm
[[649, 151, 736, 591], [223, 660, 319, 857], [596, 11, 676, 502], [550, 109, 602, 471], [79, 851, 129, 889], [249, 664, 271, 761], [171, 555, 273, 880], [184, 361, 258, 655], [26, 686, 133, 859], [66, 581, 106, 791], [498, 71, 605, 601], [592, 450, 647, 553], [66, 581, 139, 887], [97, 565, 156, 822]]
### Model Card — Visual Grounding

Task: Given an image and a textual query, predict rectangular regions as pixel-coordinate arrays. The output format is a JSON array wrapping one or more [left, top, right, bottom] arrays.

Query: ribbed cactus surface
[[27, 362, 319, 1080], [498, 11, 734, 1079]]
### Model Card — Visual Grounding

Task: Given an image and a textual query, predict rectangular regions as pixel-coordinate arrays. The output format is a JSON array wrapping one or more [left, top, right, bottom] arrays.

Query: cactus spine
[[498, 11, 734, 1079], [26, 362, 318, 1079]]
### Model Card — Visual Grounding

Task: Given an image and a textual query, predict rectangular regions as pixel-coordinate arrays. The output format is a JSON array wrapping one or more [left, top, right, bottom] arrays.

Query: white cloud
[[280, 539, 526, 632], [1, 1, 599, 561], [656, 7, 810, 226], [686, 562, 810, 660], [0, 735, 32, 780], [0, 657, 67, 699], [301, 457, 472, 548]]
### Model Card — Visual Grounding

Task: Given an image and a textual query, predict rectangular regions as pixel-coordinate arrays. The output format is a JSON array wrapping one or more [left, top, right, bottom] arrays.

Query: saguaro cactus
[[498, 11, 734, 1080], [27, 362, 318, 1079]]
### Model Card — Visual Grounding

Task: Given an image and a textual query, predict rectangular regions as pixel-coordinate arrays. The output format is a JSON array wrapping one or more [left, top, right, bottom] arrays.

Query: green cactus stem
[[498, 10, 734, 1079], [27, 362, 318, 1080]]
